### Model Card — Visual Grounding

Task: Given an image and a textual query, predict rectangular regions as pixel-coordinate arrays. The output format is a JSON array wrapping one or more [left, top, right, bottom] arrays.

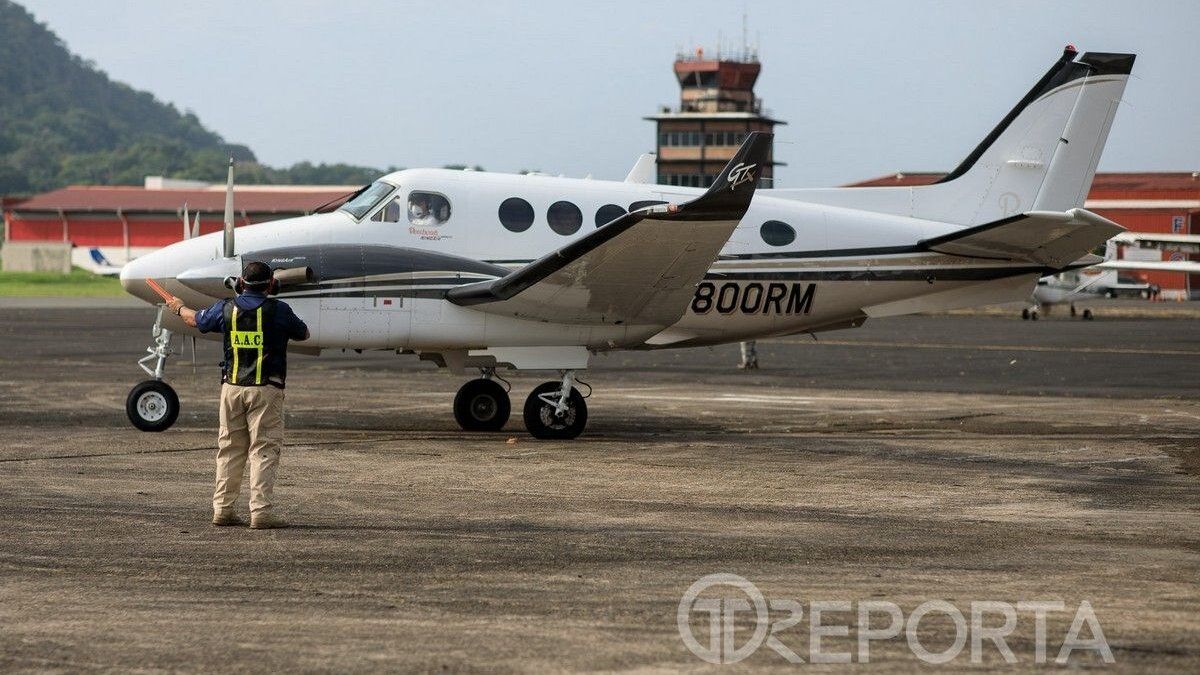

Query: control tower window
[[499, 197, 534, 232], [339, 181, 394, 220], [547, 201, 582, 236], [408, 191, 451, 226]]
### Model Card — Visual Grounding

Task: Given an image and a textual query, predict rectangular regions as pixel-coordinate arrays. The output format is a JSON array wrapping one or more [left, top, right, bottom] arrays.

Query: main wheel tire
[[522, 382, 588, 440], [1083, 308, 1094, 320], [1030, 310, 1039, 321], [1021, 308, 1030, 320], [453, 378, 510, 431], [126, 380, 179, 432]]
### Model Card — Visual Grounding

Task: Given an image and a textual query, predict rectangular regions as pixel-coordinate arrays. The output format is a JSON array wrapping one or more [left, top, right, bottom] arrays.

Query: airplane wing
[[1093, 259, 1200, 274], [446, 132, 773, 326], [921, 209, 1124, 269]]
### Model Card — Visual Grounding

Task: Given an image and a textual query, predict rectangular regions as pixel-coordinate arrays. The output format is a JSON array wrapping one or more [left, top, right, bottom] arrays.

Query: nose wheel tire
[[523, 381, 588, 440], [453, 378, 511, 431], [126, 380, 180, 432]]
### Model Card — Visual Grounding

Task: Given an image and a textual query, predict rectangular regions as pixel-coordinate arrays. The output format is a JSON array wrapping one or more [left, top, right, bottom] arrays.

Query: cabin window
[[547, 201, 582, 235], [370, 197, 403, 223], [498, 197, 534, 232], [595, 204, 626, 228], [408, 191, 451, 226], [760, 220, 796, 247]]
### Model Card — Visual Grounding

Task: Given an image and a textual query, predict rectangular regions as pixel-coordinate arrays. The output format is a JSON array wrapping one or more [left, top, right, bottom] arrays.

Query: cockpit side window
[[370, 197, 403, 223], [339, 181, 395, 220], [408, 191, 451, 226]]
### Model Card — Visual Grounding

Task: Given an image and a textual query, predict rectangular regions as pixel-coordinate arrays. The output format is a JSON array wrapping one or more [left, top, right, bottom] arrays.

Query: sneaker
[[212, 512, 244, 527], [249, 514, 289, 530]]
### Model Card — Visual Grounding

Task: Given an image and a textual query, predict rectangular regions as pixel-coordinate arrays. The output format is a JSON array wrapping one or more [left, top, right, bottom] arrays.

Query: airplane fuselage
[[121, 168, 1050, 363]]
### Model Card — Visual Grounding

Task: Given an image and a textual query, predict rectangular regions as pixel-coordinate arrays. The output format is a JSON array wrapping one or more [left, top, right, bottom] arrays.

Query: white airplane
[[1025, 235, 1200, 319], [86, 248, 125, 276], [121, 46, 1135, 438]]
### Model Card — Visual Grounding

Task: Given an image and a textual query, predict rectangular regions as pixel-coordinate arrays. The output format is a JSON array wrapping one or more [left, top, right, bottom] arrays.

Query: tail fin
[[89, 247, 113, 266], [769, 48, 1135, 226]]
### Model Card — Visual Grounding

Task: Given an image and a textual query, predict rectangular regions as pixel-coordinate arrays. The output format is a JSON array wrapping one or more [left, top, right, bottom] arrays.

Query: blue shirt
[[195, 291, 309, 340]]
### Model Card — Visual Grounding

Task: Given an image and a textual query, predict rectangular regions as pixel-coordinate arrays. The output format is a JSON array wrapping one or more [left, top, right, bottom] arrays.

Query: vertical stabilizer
[[766, 48, 1135, 227], [1031, 52, 1135, 212]]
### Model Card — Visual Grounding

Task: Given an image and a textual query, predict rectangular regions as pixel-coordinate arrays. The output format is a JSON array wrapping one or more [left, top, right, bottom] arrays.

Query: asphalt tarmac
[[1, 304, 1197, 672]]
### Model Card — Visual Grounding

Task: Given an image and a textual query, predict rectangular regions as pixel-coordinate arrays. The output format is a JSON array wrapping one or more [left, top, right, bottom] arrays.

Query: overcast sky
[[20, 0, 1200, 186]]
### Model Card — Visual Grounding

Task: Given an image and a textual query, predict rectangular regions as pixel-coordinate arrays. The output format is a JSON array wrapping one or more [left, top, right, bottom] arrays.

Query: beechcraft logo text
[[728, 162, 757, 190]]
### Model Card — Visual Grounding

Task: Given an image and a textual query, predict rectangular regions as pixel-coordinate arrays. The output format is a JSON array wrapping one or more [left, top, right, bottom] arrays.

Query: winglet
[[676, 131, 772, 219]]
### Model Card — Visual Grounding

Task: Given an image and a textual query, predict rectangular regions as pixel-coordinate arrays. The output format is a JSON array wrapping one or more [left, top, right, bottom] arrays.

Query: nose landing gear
[[127, 307, 181, 432]]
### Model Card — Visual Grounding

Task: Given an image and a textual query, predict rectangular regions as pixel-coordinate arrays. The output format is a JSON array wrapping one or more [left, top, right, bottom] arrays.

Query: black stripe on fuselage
[[706, 266, 1043, 282]]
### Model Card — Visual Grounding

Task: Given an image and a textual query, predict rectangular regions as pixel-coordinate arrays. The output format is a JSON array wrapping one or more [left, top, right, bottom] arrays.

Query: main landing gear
[[127, 307, 181, 432], [452, 369, 589, 439], [453, 370, 511, 431]]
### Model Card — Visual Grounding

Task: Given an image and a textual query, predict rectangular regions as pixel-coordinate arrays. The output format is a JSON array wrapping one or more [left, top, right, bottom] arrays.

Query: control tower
[[645, 46, 785, 188]]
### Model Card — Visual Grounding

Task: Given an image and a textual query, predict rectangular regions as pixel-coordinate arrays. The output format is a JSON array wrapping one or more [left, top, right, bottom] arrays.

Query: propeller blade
[[222, 158, 236, 258], [192, 209, 201, 239], [182, 202, 190, 240]]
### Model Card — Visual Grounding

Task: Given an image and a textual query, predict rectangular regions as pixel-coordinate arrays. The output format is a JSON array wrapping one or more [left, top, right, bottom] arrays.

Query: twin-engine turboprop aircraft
[[121, 46, 1135, 438]]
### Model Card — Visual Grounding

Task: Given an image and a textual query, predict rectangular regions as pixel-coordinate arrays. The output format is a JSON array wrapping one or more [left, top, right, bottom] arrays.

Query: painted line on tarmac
[[617, 392, 901, 404], [779, 339, 1196, 357], [0, 445, 212, 463]]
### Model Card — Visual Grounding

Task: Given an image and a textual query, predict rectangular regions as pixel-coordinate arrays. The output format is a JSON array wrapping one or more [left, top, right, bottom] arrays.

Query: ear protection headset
[[235, 265, 278, 296]]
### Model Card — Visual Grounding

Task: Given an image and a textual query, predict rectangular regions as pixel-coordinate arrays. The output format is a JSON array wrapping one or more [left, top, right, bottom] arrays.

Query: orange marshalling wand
[[144, 278, 173, 303]]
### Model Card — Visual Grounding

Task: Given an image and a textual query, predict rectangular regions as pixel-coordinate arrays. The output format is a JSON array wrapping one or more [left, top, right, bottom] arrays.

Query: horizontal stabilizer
[[921, 208, 1124, 269], [447, 132, 773, 325]]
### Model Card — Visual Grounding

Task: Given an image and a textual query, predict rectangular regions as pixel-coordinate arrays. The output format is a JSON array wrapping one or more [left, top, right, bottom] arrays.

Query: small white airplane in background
[[86, 248, 124, 276], [1025, 234, 1200, 319], [120, 46, 1135, 438]]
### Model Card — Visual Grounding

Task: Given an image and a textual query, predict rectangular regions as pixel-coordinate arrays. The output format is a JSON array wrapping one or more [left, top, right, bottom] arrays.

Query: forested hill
[[0, 0, 388, 194]]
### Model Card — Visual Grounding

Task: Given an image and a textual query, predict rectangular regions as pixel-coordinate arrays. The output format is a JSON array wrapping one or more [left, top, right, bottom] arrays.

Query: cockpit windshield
[[339, 181, 395, 220]]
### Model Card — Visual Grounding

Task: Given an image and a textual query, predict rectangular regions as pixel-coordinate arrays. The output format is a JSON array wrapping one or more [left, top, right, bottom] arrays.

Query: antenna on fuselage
[[222, 157, 236, 258]]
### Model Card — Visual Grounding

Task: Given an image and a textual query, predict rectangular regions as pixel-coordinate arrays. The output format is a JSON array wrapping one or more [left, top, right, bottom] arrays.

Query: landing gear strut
[[523, 370, 588, 440], [127, 307, 181, 432], [453, 369, 511, 431]]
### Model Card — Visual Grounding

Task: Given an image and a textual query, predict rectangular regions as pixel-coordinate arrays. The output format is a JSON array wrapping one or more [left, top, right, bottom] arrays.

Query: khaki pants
[[214, 383, 284, 517]]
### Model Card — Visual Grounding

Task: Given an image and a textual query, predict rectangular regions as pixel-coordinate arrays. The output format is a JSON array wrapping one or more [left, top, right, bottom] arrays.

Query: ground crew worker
[[166, 261, 309, 529]]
